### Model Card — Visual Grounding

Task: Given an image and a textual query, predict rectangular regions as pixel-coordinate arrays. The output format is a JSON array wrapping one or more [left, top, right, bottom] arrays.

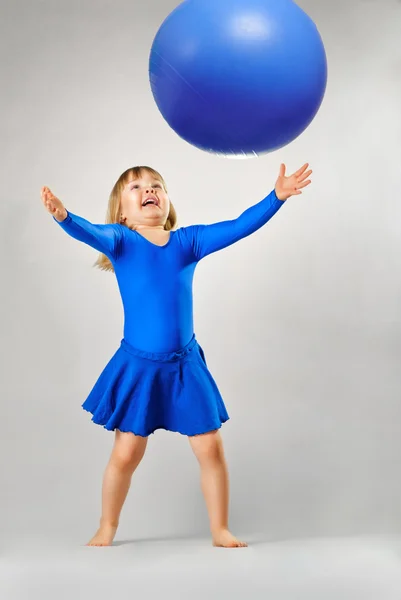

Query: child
[[41, 162, 312, 548]]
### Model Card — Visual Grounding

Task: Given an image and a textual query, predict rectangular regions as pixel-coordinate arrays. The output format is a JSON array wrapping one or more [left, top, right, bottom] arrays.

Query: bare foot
[[86, 523, 117, 547], [212, 529, 248, 548]]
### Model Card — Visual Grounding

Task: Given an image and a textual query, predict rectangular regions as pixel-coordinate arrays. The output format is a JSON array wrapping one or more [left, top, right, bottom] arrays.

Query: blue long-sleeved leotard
[[55, 190, 284, 353]]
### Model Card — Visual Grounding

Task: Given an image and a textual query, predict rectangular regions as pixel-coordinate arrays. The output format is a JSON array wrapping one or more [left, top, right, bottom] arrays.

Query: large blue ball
[[149, 0, 327, 157]]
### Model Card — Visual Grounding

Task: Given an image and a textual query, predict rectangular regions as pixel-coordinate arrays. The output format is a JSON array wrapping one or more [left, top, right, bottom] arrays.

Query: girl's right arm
[[41, 186, 124, 260]]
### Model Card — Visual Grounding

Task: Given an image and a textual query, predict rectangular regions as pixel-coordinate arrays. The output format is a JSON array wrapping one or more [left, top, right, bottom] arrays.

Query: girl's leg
[[188, 430, 247, 548], [87, 430, 148, 546]]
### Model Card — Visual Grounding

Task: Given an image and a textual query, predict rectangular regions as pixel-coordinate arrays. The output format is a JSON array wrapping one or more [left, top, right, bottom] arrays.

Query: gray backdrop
[[1, 0, 401, 543]]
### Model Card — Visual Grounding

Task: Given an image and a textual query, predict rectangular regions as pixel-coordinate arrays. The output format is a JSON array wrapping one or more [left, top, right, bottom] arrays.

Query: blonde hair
[[94, 166, 177, 272]]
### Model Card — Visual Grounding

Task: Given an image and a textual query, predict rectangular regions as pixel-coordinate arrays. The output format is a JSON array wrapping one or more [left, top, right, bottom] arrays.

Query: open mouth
[[142, 196, 159, 207]]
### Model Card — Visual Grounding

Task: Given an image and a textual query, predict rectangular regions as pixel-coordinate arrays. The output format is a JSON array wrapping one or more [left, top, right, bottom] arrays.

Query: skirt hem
[[82, 406, 230, 438]]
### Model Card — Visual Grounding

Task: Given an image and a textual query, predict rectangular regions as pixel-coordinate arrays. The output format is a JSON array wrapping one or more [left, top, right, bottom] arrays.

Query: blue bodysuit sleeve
[[184, 189, 284, 261], [53, 211, 125, 260]]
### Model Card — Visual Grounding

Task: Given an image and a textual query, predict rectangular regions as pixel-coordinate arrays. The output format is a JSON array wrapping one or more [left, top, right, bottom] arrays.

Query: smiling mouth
[[142, 197, 159, 207]]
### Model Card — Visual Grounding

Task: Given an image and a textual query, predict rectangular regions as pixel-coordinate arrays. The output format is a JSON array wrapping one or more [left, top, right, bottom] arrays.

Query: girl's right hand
[[41, 186, 68, 222]]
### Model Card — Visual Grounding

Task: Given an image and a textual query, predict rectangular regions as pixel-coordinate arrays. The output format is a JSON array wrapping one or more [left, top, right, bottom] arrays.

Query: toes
[[213, 533, 248, 548]]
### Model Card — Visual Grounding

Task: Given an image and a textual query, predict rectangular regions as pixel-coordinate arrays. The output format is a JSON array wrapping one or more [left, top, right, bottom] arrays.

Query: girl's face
[[120, 172, 170, 228]]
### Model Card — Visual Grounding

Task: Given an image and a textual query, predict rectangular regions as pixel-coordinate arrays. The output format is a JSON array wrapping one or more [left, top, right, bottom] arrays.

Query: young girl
[[41, 162, 312, 548]]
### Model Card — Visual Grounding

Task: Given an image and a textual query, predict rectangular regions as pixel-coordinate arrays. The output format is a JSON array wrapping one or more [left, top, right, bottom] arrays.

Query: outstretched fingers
[[295, 179, 312, 191], [294, 163, 309, 178], [297, 169, 312, 183]]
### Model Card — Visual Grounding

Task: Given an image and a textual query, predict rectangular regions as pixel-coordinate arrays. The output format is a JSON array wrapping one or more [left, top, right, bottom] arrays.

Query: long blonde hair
[[94, 166, 177, 272]]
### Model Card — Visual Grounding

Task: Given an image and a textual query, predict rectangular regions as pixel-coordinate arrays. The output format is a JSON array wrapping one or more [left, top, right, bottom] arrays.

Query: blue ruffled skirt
[[82, 335, 229, 437]]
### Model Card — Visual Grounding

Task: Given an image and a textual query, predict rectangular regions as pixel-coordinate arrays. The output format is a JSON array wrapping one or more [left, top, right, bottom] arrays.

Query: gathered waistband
[[120, 335, 198, 363]]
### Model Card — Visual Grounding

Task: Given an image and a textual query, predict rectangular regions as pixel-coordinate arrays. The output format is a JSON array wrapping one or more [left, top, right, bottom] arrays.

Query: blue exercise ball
[[149, 0, 327, 157]]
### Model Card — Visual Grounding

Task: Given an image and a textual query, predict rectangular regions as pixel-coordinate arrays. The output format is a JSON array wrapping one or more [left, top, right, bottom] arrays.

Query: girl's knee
[[113, 431, 147, 469], [190, 430, 224, 464]]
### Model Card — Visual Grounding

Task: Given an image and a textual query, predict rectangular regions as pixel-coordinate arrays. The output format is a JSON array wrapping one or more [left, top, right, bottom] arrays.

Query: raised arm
[[186, 189, 283, 261], [41, 186, 124, 260], [185, 163, 312, 261]]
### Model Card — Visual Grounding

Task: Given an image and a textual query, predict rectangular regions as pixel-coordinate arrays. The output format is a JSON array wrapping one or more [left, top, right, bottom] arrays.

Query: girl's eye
[[154, 184, 161, 188], [131, 184, 140, 189]]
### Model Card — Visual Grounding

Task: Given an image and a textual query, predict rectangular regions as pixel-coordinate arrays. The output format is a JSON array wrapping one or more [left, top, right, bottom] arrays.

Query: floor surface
[[2, 534, 401, 599]]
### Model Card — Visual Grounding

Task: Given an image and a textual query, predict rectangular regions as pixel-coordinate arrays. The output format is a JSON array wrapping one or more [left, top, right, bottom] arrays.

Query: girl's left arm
[[185, 163, 312, 261], [186, 190, 283, 261]]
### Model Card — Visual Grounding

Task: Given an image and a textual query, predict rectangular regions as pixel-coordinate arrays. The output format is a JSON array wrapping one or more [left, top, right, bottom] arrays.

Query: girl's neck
[[134, 224, 165, 231]]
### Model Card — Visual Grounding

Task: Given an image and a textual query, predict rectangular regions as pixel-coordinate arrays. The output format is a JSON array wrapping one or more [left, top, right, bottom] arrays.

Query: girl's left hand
[[275, 163, 312, 201]]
